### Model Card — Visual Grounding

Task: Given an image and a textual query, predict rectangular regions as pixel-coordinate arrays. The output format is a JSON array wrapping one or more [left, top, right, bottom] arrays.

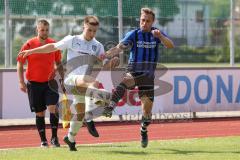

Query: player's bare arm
[[56, 61, 65, 80], [18, 43, 58, 58], [152, 29, 174, 49], [102, 56, 120, 69], [54, 61, 66, 93], [17, 62, 27, 93], [97, 53, 120, 70], [105, 44, 123, 58]]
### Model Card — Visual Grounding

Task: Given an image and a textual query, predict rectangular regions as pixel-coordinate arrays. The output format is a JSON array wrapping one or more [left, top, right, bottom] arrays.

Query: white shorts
[[64, 75, 85, 104], [64, 75, 111, 116], [85, 88, 112, 120]]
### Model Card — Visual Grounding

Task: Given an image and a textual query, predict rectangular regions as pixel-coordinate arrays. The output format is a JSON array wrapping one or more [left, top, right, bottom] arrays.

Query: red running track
[[0, 118, 240, 149]]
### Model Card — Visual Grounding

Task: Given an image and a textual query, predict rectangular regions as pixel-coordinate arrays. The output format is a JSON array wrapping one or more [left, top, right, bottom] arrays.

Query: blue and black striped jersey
[[121, 27, 168, 76]]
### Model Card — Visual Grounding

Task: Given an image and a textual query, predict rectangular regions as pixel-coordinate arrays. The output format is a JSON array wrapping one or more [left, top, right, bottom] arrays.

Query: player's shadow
[[154, 148, 240, 155], [92, 149, 151, 156], [93, 146, 240, 156], [105, 150, 149, 155], [78, 144, 129, 149]]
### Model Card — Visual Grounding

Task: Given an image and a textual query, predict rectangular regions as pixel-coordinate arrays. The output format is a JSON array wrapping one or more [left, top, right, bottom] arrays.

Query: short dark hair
[[141, 8, 155, 20], [84, 16, 99, 26], [37, 19, 49, 26]]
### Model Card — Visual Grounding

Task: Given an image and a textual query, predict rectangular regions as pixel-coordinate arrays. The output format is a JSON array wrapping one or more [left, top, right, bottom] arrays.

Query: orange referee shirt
[[17, 37, 62, 82]]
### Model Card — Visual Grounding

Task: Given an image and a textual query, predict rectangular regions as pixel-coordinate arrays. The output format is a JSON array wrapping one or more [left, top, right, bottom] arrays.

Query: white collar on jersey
[[78, 34, 96, 43]]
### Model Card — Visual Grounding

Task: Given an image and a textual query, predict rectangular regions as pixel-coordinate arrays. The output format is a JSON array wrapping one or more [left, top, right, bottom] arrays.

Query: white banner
[[96, 69, 240, 115], [1, 68, 240, 118]]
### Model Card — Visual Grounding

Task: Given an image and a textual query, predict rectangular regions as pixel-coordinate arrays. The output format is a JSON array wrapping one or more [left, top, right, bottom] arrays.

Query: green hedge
[[159, 46, 238, 63]]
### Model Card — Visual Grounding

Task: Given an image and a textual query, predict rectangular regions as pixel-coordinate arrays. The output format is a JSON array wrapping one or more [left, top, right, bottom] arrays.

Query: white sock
[[86, 87, 111, 104], [68, 120, 83, 143], [85, 112, 93, 122]]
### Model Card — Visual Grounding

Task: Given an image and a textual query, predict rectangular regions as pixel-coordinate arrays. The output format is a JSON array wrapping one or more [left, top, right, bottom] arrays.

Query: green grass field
[[1, 136, 240, 160]]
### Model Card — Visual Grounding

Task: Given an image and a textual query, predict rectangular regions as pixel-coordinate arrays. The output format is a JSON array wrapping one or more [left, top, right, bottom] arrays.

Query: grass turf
[[0, 136, 240, 160]]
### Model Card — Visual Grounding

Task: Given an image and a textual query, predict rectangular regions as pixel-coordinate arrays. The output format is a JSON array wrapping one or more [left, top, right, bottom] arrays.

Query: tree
[[122, 0, 179, 26]]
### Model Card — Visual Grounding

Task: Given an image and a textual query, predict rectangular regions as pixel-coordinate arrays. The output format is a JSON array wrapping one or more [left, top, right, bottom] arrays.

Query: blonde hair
[[37, 19, 49, 26], [141, 8, 155, 20], [83, 16, 99, 26]]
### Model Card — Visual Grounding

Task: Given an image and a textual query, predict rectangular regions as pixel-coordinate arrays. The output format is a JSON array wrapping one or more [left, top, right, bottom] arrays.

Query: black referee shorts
[[26, 80, 59, 113]]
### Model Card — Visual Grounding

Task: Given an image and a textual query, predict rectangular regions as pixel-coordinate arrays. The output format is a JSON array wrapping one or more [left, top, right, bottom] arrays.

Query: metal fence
[[1, 0, 239, 68]]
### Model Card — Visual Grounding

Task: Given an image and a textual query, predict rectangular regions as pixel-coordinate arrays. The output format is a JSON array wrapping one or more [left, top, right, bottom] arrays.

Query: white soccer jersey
[[54, 34, 105, 75]]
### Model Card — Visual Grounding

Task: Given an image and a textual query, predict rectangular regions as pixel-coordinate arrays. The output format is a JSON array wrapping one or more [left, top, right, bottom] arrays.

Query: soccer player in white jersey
[[18, 16, 119, 151]]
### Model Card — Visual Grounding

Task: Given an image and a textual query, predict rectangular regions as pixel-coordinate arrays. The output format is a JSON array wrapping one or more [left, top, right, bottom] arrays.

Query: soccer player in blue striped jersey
[[103, 8, 174, 148]]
